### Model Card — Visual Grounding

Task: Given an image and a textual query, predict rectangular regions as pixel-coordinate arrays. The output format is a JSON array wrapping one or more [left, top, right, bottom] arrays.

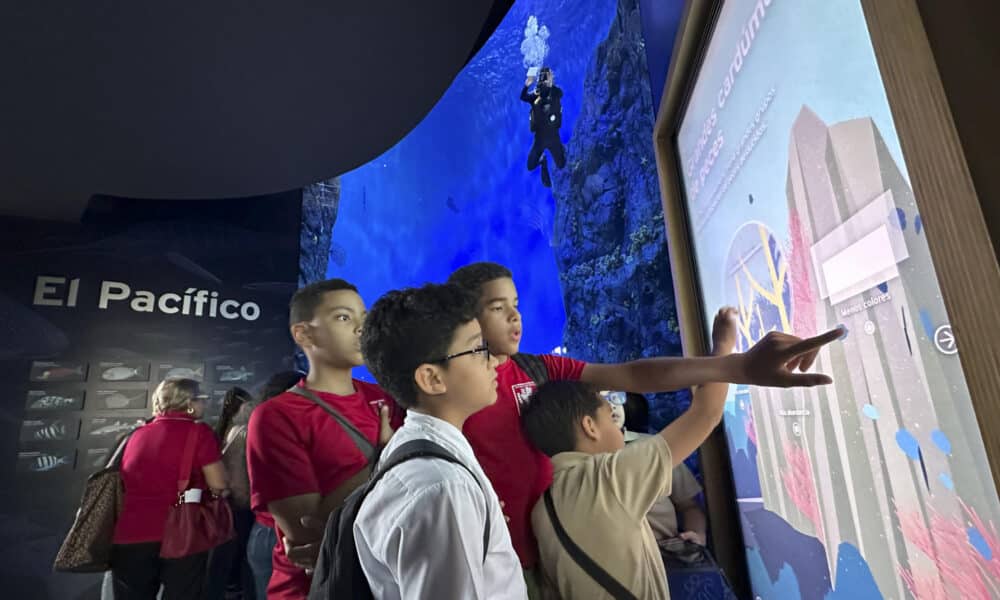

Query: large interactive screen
[[675, 1, 1000, 598]]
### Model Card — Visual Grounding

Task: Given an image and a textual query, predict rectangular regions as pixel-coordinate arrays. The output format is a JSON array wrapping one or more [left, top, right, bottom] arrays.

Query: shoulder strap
[[176, 424, 200, 494], [543, 490, 637, 600], [365, 439, 492, 564], [511, 353, 549, 386], [106, 425, 140, 470], [222, 424, 247, 455], [288, 386, 377, 465]]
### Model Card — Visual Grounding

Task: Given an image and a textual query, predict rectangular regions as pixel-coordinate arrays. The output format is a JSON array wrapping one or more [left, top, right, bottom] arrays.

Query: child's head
[[289, 279, 366, 369], [361, 283, 498, 413], [448, 262, 521, 358], [521, 380, 625, 457]]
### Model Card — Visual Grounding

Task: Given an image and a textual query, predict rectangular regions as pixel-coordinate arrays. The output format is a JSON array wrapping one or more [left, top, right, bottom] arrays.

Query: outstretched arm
[[580, 323, 842, 392], [658, 308, 738, 466]]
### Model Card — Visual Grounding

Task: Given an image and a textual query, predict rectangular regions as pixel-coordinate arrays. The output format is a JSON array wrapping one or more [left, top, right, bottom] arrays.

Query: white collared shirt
[[354, 410, 528, 600]]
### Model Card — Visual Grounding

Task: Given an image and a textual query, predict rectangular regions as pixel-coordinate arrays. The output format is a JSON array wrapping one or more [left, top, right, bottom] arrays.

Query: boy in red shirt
[[246, 279, 401, 599], [447, 262, 838, 594]]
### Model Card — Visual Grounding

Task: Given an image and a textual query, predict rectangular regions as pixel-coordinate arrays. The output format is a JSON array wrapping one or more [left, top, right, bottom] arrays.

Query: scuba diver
[[521, 66, 565, 188]]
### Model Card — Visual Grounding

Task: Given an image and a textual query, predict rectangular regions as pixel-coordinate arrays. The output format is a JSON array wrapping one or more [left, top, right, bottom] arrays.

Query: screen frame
[[653, 0, 1000, 597]]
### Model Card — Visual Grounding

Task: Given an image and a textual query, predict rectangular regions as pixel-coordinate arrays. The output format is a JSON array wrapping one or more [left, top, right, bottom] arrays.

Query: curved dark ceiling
[[0, 2, 513, 220]]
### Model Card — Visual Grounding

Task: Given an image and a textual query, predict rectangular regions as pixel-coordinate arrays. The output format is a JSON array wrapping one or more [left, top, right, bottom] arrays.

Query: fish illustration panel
[[98, 361, 150, 382], [24, 389, 85, 411], [19, 417, 80, 442], [214, 364, 255, 384], [156, 363, 205, 382], [94, 389, 148, 410], [17, 450, 77, 473], [28, 360, 88, 383], [85, 414, 146, 441], [82, 448, 111, 471]]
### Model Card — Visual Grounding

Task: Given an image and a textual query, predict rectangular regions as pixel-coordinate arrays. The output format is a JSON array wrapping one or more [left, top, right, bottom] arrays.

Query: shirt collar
[[551, 451, 593, 474], [402, 411, 475, 454]]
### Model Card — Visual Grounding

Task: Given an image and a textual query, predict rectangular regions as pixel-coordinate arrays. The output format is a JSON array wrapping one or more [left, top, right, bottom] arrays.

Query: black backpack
[[307, 439, 492, 600]]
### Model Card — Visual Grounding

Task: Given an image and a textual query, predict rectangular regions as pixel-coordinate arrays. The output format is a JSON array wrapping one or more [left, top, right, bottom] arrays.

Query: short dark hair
[[289, 279, 358, 326], [447, 262, 513, 300], [624, 392, 649, 433], [258, 370, 305, 402], [361, 283, 479, 409], [521, 380, 604, 457]]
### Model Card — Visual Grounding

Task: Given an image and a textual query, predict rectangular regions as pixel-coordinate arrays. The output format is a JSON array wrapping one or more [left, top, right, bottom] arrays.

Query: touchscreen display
[[676, 1, 1000, 597]]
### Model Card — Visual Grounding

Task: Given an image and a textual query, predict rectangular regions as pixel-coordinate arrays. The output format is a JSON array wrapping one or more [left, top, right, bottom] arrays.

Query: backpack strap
[[511, 353, 549, 386], [543, 489, 637, 600], [288, 386, 377, 466], [365, 439, 492, 564]]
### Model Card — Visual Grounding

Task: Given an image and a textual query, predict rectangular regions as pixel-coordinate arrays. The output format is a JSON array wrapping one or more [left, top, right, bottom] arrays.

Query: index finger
[[783, 327, 845, 359]]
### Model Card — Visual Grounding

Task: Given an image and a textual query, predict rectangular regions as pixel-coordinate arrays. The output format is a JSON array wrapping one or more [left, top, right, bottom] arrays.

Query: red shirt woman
[[110, 377, 228, 600]]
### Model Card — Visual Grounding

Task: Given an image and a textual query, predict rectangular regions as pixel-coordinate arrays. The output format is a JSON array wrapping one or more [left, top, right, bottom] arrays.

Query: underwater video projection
[[675, 0, 1000, 598], [314, 0, 690, 429]]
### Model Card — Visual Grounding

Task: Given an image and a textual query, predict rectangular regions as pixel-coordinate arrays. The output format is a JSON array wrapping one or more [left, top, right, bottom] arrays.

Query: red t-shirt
[[246, 379, 402, 600], [113, 413, 221, 544], [463, 354, 586, 568]]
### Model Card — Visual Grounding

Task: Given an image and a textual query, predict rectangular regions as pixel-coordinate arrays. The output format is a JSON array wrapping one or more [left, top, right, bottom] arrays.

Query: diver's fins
[[541, 156, 552, 188]]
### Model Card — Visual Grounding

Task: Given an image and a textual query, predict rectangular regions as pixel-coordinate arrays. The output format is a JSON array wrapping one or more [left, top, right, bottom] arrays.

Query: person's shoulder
[[353, 379, 391, 401]]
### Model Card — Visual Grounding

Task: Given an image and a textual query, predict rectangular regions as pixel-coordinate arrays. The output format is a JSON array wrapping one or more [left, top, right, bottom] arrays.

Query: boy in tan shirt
[[521, 309, 841, 599]]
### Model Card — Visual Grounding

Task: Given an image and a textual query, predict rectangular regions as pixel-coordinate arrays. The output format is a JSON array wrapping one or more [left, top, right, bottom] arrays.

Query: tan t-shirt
[[646, 463, 702, 542], [531, 434, 673, 600]]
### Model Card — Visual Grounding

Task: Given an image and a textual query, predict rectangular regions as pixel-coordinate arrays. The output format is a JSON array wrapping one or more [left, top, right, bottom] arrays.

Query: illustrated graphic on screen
[[19, 418, 80, 442], [17, 450, 76, 473], [156, 363, 204, 382], [29, 361, 87, 382], [24, 390, 85, 411], [94, 389, 148, 410], [99, 361, 150, 382]]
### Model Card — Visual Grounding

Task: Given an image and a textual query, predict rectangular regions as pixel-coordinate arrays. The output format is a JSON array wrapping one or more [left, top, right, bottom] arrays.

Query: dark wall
[[0, 194, 301, 599], [916, 0, 1000, 254]]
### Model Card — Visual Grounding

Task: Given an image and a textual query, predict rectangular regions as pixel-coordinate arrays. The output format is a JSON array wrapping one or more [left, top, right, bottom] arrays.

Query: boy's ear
[[290, 323, 311, 348], [414, 364, 447, 397], [580, 414, 600, 442]]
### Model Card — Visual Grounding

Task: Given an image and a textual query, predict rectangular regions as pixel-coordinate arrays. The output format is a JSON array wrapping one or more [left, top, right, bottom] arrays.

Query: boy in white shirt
[[354, 283, 528, 600]]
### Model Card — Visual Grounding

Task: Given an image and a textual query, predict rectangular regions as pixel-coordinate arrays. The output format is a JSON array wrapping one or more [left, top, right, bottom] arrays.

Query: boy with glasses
[[353, 283, 527, 599]]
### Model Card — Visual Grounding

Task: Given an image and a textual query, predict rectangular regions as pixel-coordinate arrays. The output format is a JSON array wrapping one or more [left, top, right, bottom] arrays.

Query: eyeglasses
[[599, 390, 627, 406], [429, 341, 491, 365]]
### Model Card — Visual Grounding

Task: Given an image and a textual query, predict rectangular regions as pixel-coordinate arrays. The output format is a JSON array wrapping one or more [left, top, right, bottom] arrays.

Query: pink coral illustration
[[787, 208, 817, 337], [895, 500, 1000, 599], [780, 441, 824, 539], [744, 413, 757, 448]]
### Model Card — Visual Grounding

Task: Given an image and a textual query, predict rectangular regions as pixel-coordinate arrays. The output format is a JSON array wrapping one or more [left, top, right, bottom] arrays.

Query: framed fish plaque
[[85, 414, 146, 442], [81, 448, 111, 471], [156, 363, 205, 382], [214, 364, 255, 384], [17, 450, 77, 474], [94, 389, 147, 410], [98, 361, 150, 383], [28, 360, 88, 383], [24, 389, 85, 411], [19, 417, 80, 442]]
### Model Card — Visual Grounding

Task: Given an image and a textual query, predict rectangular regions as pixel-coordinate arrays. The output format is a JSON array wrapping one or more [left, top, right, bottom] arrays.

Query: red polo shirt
[[246, 379, 402, 600], [113, 413, 221, 544], [463, 354, 586, 568]]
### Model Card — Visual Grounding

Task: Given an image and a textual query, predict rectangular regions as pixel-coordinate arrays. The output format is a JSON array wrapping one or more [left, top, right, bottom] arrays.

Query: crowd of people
[[101, 261, 840, 599]]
